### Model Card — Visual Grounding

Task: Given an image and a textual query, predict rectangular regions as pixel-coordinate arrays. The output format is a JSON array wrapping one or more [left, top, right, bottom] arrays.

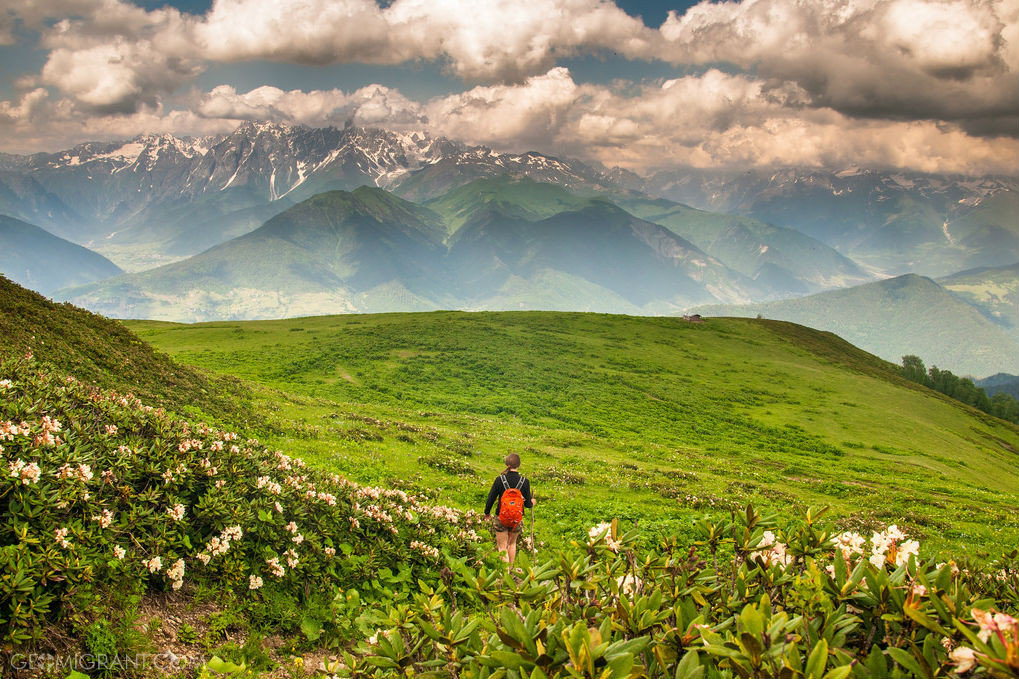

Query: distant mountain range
[[0, 123, 619, 271], [646, 168, 1019, 278], [60, 181, 764, 320], [2, 122, 1015, 280], [693, 272, 1019, 377], [1, 121, 1016, 376], [936, 264, 1018, 338], [976, 373, 1019, 400], [0, 215, 122, 295]]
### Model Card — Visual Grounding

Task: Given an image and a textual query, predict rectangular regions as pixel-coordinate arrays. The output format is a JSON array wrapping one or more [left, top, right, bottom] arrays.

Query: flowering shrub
[[0, 354, 487, 647], [332, 506, 1018, 678]]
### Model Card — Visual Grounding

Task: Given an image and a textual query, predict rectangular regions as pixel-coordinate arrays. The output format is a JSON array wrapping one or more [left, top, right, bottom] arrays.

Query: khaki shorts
[[492, 515, 522, 534]]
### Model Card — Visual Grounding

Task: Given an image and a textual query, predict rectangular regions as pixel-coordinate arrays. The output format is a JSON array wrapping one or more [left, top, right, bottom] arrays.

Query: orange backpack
[[497, 474, 526, 531]]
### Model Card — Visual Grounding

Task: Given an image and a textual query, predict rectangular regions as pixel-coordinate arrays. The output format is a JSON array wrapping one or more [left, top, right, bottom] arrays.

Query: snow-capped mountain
[[0, 122, 620, 267], [1, 121, 1015, 278]]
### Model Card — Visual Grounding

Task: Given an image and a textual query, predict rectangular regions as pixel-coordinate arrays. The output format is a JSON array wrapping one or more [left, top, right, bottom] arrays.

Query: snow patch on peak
[[835, 166, 864, 178]]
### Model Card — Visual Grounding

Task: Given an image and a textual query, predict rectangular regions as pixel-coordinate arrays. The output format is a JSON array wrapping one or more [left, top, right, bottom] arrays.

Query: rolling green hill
[[693, 274, 1019, 377], [61, 182, 765, 320], [428, 176, 870, 297], [127, 310, 1019, 555], [0, 274, 250, 423], [0, 214, 122, 294], [61, 187, 450, 321], [424, 175, 595, 237]]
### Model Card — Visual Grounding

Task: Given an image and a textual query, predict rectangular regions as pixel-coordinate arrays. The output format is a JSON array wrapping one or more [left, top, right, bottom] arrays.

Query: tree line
[[900, 355, 1019, 424]]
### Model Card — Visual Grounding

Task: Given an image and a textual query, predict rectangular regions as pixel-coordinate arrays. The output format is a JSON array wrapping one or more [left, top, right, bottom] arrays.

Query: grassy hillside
[[6, 283, 1019, 677], [0, 274, 252, 425], [694, 274, 1019, 377], [127, 311, 1019, 556]]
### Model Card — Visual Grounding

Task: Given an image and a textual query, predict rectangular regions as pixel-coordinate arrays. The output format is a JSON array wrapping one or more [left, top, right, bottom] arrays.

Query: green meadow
[[126, 311, 1019, 558]]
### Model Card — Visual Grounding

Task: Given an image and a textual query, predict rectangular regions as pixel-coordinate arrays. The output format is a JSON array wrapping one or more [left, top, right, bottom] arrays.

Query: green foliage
[[899, 355, 1019, 424], [0, 354, 485, 647], [330, 506, 1019, 678]]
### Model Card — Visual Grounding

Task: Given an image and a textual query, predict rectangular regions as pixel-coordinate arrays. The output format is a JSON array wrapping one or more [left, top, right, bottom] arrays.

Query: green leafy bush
[[332, 510, 1019, 678], [0, 354, 486, 647]]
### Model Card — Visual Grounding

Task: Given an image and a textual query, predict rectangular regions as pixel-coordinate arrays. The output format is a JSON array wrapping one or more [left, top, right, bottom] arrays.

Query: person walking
[[484, 453, 535, 565]]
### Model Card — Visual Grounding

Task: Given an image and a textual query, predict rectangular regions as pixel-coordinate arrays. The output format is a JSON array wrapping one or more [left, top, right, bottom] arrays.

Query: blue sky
[[0, 0, 1015, 175]]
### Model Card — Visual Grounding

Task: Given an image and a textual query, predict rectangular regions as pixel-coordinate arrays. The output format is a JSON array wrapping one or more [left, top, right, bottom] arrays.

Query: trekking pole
[[529, 505, 535, 558]]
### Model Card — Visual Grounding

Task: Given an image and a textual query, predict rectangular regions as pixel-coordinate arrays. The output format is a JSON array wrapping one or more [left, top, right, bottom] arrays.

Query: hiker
[[483, 453, 535, 564]]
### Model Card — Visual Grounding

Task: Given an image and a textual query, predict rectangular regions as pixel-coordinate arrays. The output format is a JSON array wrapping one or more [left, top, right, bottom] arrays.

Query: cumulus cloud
[[658, 0, 1019, 134], [1, 0, 1016, 173], [382, 0, 656, 81], [421, 67, 1019, 174], [194, 83, 425, 127], [18, 0, 654, 115], [0, 88, 49, 124], [425, 67, 581, 149], [2, 66, 1016, 173]]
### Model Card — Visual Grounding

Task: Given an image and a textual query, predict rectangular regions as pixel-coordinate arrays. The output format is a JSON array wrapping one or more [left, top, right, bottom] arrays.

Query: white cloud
[[194, 83, 425, 127], [658, 0, 1018, 133], [2, 67, 1015, 174], [383, 0, 656, 81], [425, 67, 580, 148], [0, 0, 1016, 173], [0, 88, 49, 123], [422, 68, 1018, 174]]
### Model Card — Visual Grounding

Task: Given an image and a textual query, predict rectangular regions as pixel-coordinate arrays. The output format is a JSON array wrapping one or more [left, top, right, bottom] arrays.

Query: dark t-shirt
[[484, 471, 533, 515]]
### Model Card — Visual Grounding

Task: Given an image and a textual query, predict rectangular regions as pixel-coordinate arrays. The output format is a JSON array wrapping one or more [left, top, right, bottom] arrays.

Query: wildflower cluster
[[336, 506, 1019, 679], [0, 355, 486, 647], [830, 525, 920, 572], [756, 530, 793, 568], [587, 521, 622, 552], [950, 608, 1019, 675]]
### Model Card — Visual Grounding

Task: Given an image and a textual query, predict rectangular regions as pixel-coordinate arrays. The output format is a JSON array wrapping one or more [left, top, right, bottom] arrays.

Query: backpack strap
[[515, 475, 525, 489], [499, 474, 510, 490]]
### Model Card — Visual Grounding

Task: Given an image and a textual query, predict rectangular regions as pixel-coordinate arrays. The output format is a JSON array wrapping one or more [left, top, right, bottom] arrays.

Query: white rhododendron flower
[[588, 522, 621, 551], [9, 459, 41, 485], [835, 531, 866, 559], [758, 531, 793, 568], [410, 540, 440, 559], [249, 575, 263, 590], [93, 509, 114, 529], [167, 504, 186, 522], [949, 646, 977, 673], [167, 559, 185, 589], [616, 574, 641, 596], [266, 557, 286, 578], [54, 527, 71, 549], [113, 545, 126, 560], [144, 556, 162, 573]]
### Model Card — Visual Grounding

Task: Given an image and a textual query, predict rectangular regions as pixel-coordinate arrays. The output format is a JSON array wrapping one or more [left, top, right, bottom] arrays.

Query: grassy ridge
[[0, 275, 253, 425], [126, 311, 1019, 555]]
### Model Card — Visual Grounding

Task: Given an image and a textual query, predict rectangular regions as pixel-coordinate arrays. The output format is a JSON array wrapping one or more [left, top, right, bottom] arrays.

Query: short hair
[[503, 452, 521, 473]]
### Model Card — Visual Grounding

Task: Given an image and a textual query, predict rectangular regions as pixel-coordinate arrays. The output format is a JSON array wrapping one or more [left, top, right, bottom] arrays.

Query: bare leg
[[495, 530, 510, 561], [507, 532, 519, 565]]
